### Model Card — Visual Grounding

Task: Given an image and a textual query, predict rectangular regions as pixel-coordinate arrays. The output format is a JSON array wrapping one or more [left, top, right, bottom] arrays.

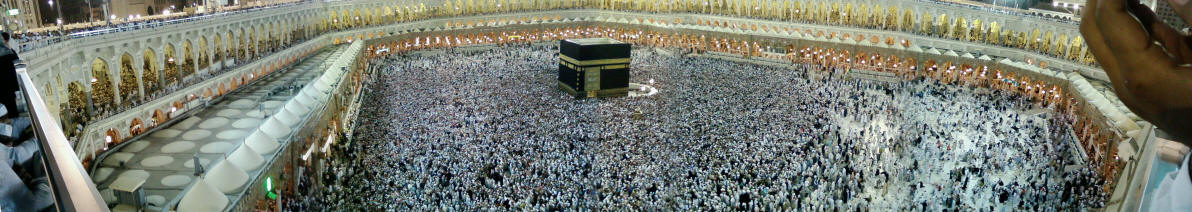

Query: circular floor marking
[[150, 129, 183, 138], [118, 170, 150, 180], [140, 155, 174, 167], [183, 158, 211, 169], [93, 168, 115, 183], [263, 101, 283, 109], [216, 130, 248, 140], [215, 109, 242, 117], [161, 141, 196, 153], [245, 111, 265, 118], [160, 175, 192, 187], [173, 117, 203, 129], [232, 119, 262, 129], [120, 142, 151, 152], [200, 142, 234, 154], [181, 130, 212, 140], [230, 99, 256, 107], [146, 195, 167, 206], [198, 117, 230, 129]]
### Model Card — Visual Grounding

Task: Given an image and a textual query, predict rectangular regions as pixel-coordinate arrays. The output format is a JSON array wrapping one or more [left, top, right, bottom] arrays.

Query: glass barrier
[[4, 64, 109, 212]]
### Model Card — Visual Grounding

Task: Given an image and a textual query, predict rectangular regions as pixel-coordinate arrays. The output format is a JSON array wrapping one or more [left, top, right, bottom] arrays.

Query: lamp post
[[50, 0, 63, 36], [0, 2, 11, 34]]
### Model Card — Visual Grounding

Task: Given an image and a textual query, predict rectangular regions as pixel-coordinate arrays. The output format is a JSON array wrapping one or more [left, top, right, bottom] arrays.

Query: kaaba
[[558, 38, 631, 98]]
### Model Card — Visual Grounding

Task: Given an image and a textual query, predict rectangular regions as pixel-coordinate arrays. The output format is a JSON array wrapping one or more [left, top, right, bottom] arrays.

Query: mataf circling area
[[294, 46, 1106, 211]]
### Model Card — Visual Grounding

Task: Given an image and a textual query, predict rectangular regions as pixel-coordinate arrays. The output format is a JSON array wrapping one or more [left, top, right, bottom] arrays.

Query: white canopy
[[961, 53, 975, 58], [260, 117, 293, 139], [943, 50, 959, 57], [314, 79, 333, 92], [865, 41, 883, 48], [925, 48, 941, 55], [203, 161, 249, 194], [907, 45, 923, 53], [110, 170, 148, 193], [245, 130, 281, 154], [978, 55, 993, 60], [227, 145, 265, 171], [295, 92, 317, 108], [177, 180, 228, 212], [284, 100, 310, 116], [274, 107, 301, 127], [303, 86, 327, 99]]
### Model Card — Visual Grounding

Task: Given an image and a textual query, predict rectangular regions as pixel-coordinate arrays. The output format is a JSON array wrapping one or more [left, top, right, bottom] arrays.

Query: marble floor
[[91, 45, 348, 209]]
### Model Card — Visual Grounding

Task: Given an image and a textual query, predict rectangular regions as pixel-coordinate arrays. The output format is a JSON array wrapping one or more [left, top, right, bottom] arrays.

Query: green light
[[6, 9, 18, 16], [264, 177, 278, 199]]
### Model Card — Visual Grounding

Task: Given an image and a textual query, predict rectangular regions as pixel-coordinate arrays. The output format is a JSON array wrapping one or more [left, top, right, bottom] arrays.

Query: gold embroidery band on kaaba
[[559, 62, 628, 71], [559, 54, 631, 66]]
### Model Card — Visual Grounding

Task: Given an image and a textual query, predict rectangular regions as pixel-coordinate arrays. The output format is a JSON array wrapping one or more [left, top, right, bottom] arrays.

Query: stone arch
[[352, 9, 363, 26], [268, 23, 277, 51], [327, 10, 338, 29], [217, 82, 227, 95], [152, 109, 166, 124], [118, 53, 139, 105], [374, 7, 383, 24], [340, 10, 350, 28], [254, 26, 263, 55], [227, 31, 237, 61], [104, 128, 121, 147], [213, 34, 223, 64], [362, 9, 373, 26], [90, 58, 116, 110], [129, 118, 144, 136], [242, 28, 253, 59], [163, 44, 180, 84], [198, 36, 210, 70], [142, 48, 160, 95], [181, 40, 195, 77], [66, 82, 88, 122]]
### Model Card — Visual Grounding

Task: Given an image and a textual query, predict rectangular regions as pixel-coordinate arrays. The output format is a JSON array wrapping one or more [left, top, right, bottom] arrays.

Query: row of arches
[[65, 20, 313, 139], [315, 1, 1088, 66], [337, 0, 1088, 65], [83, 47, 317, 165]]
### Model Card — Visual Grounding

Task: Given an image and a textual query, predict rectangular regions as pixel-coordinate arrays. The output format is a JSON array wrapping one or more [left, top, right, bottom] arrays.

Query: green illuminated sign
[[264, 177, 278, 199], [6, 9, 18, 16]]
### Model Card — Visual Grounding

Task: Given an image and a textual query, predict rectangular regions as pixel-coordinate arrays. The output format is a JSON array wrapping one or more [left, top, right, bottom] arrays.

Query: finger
[[1096, 0, 1154, 52], [1088, 0, 1164, 119], [1082, 0, 1129, 96], [1128, 3, 1192, 61], [1164, 0, 1192, 25]]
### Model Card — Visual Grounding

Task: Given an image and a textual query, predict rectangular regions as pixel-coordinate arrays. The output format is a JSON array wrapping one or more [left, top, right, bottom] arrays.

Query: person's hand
[[1081, 0, 1192, 143]]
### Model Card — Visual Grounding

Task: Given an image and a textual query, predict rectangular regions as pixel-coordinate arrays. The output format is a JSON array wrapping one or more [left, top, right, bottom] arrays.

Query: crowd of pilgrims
[[286, 44, 1109, 211]]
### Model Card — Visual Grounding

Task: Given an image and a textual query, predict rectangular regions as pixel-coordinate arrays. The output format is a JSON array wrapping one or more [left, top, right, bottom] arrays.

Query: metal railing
[[14, 0, 310, 53], [15, 64, 109, 212]]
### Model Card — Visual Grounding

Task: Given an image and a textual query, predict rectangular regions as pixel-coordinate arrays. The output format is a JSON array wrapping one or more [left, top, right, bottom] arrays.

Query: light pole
[[103, 0, 111, 27], [50, 0, 63, 36], [0, 2, 10, 34], [87, 0, 94, 24]]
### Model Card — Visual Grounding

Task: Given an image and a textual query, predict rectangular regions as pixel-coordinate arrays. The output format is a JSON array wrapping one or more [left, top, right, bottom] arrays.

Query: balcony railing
[[13, 64, 109, 212]]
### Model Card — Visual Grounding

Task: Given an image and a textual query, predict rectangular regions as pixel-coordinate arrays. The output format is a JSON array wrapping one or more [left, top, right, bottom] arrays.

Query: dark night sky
[[37, 0, 94, 24], [35, 0, 195, 25]]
